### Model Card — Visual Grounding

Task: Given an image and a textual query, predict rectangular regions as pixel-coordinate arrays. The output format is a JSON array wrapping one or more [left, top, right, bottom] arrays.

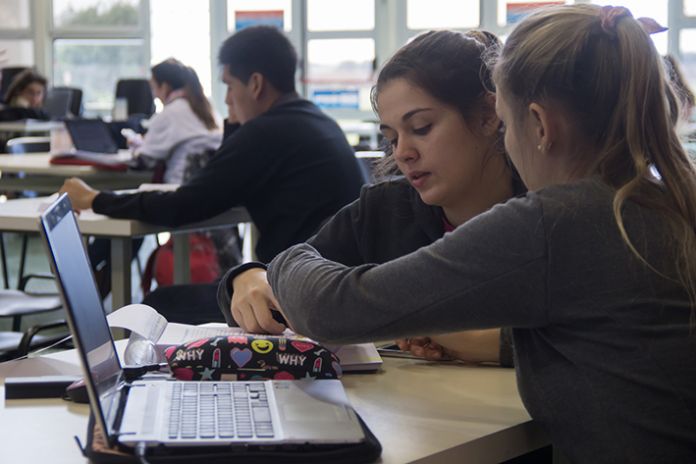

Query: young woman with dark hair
[[218, 29, 524, 365], [130, 58, 221, 183]]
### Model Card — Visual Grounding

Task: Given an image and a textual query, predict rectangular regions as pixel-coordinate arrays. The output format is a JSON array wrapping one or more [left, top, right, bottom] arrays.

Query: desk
[[0, 342, 549, 463], [0, 153, 151, 193], [0, 196, 251, 309], [0, 120, 64, 134]]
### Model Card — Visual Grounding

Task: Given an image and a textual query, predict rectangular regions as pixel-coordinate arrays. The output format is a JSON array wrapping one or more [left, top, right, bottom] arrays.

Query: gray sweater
[[268, 177, 696, 462], [217, 178, 515, 366]]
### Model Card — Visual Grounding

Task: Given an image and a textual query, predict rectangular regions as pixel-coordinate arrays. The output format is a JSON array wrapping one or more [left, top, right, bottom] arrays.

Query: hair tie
[[636, 17, 668, 35], [600, 5, 632, 36]]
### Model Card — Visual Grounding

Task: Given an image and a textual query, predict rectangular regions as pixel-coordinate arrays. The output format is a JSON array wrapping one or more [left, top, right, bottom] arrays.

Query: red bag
[[141, 233, 220, 294]]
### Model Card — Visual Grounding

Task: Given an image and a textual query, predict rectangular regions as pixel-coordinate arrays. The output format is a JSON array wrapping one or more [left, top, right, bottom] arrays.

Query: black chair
[[0, 66, 30, 102], [44, 86, 83, 119], [115, 79, 155, 118], [355, 151, 385, 184]]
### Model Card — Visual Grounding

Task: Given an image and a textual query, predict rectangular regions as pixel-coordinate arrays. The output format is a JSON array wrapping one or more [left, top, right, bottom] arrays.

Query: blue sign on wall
[[312, 89, 360, 110]]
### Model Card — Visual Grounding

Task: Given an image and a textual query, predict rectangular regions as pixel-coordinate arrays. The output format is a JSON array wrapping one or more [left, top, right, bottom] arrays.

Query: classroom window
[[0, 40, 33, 66], [497, 0, 570, 27], [685, 0, 696, 16], [150, 0, 212, 97], [406, 0, 479, 30], [53, 39, 146, 113], [53, 0, 141, 29], [680, 29, 696, 90], [0, 0, 30, 29], [589, 0, 667, 54], [307, 0, 374, 31], [226, 0, 292, 32], [306, 38, 375, 112]]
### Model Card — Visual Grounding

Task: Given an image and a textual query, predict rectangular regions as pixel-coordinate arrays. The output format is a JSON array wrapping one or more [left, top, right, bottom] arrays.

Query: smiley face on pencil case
[[164, 334, 342, 381]]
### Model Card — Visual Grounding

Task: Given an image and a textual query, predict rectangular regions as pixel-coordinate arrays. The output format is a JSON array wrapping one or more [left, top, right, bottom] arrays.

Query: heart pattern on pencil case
[[231, 348, 252, 368], [165, 334, 341, 381]]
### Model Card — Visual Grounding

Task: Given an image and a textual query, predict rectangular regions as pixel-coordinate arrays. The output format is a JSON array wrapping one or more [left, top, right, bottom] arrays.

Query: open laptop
[[59, 119, 132, 165], [42, 88, 73, 120], [38, 194, 365, 451]]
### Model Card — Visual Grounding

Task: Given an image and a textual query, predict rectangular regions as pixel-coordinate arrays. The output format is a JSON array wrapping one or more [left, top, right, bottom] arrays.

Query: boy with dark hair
[[60, 26, 364, 321]]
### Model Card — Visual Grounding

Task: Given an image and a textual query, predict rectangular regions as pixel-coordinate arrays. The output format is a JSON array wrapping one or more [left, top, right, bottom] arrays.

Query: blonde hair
[[495, 4, 696, 322]]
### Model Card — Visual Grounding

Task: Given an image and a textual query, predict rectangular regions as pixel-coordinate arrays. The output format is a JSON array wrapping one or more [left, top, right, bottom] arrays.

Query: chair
[[5, 136, 50, 154], [355, 150, 385, 184], [44, 86, 83, 119], [115, 79, 155, 118], [0, 66, 30, 102], [0, 274, 69, 362], [56, 86, 83, 117], [2, 136, 51, 287]]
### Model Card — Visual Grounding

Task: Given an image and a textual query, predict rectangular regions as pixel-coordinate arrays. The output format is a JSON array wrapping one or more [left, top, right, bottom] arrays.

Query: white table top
[[0, 195, 250, 237], [0, 120, 64, 133], [0, 342, 548, 463], [0, 153, 111, 176]]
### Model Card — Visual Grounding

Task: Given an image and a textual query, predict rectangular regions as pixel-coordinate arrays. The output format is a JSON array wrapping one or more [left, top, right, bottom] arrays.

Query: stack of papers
[[107, 304, 382, 372]]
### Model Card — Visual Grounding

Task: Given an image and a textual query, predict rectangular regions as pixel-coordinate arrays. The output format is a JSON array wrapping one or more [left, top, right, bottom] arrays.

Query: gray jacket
[[217, 178, 514, 366], [268, 177, 696, 463]]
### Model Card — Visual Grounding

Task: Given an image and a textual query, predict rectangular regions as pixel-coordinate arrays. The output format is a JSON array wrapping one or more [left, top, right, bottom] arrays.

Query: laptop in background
[[38, 194, 365, 451], [42, 88, 72, 120], [54, 119, 132, 166]]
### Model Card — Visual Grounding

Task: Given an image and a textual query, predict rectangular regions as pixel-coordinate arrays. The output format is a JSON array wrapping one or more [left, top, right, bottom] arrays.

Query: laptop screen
[[39, 194, 122, 435], [64, 119, 119, 154]]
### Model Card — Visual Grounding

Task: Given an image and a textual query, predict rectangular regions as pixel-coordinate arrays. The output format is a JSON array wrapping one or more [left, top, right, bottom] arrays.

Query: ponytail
[[496, 4, 696, 323], [151, 58, 218, 130], [182, 66, 218, 130]]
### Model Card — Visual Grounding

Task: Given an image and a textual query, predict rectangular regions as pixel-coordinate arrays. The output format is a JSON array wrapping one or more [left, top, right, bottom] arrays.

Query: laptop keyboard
[[167, 382, 275, 440]]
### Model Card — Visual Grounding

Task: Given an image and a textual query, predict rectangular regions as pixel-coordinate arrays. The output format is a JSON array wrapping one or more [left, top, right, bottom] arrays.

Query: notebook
[[52, 119, 132, 168], [38, 193, 366, 450]]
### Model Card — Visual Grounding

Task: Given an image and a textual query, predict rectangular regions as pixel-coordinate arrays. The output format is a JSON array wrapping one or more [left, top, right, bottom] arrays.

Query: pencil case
[[164, 334, 342, 381]]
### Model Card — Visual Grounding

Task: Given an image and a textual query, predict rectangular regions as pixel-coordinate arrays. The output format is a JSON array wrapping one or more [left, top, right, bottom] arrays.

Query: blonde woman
[[267, 5, 696, 461]]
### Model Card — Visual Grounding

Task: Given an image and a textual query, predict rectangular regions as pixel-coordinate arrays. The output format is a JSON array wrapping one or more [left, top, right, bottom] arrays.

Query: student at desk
[[0, 68, 49, 121], [129, 58, 222, 184], [268, 5, 696, 462], [60, 26, 363, 318], [218, 30, 523, 366]]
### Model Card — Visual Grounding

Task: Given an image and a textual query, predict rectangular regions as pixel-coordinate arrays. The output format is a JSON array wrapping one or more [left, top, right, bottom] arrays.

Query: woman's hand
[[396, 337, 449, 361], [59, 178, 99, 211], [230, 268, 286, 334]]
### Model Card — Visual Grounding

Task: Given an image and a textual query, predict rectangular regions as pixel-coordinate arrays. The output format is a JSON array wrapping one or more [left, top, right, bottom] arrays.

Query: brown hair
[[371, 29, 505, 177], [5, 68, 47, 105], [663, 54, 695, 128], [495, 4, 696, 321], [151, 58, 217, 130]]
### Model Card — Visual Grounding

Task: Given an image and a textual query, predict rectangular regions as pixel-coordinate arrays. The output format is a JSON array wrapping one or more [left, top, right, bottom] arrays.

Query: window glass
[[307, 38, 375, 112], [150, 0, 212, 97], [227, 0, 291, 32], [307, 0, 374, 31], [53, 0, 140, 28], [0, 40, 34, 67], [406, 0, 479, 30], [497, 1, 569, 26], [680, 30, 696, 91], [53, 39, 146, 114], [0, 0, 30, 29], [589, 0, 667, 54], [685, 0, 696, 16]]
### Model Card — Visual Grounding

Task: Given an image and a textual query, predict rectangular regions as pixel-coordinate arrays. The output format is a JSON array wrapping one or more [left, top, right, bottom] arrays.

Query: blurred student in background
[[129, 58, 222, 184], [0, 68, 49, 121]]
